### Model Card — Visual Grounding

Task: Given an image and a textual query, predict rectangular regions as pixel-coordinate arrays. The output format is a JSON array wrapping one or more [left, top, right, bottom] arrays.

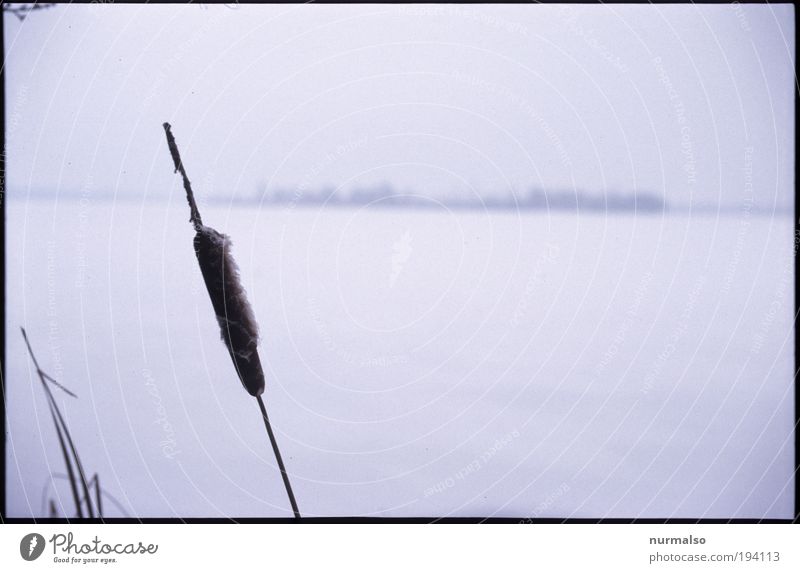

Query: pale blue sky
[[4, 4, 795, 208]]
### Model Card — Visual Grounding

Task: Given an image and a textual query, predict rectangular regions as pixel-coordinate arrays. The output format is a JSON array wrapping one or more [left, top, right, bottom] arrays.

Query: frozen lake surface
[[5, 198, 795, 518]]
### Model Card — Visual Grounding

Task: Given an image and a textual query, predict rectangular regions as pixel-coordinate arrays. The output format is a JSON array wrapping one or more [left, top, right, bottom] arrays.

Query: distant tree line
[[256, 183, 668, 212]]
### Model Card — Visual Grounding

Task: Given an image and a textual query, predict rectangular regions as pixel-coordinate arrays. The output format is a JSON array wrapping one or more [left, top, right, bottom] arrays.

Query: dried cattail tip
[[194, 225, 265, 396]]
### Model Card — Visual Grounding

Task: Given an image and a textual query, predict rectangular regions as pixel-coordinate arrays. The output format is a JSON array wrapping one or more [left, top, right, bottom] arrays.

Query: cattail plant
[[162, 123, 300, 518]]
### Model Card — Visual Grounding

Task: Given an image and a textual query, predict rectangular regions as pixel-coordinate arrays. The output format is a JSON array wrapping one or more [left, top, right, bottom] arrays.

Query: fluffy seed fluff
[[193, 225, 265, 396]]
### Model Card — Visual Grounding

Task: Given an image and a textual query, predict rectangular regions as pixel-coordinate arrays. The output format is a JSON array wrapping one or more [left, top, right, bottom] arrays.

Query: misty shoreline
[[9, 189, 792, 218]]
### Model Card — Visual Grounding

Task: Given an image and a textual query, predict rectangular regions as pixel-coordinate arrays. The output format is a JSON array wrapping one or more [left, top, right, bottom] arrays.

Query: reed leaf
[[21, 327, 94, 518]]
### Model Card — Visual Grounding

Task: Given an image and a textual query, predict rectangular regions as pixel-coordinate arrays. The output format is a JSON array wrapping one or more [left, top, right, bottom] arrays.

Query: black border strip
[[2, 517, 796, 524]]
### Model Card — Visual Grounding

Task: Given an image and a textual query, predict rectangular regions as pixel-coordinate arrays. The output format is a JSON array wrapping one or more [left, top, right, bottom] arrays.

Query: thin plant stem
[[257, 396, 300, 518]]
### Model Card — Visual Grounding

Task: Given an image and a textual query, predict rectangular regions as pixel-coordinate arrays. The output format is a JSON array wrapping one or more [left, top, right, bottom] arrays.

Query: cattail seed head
[[193, 225, 265, 396]]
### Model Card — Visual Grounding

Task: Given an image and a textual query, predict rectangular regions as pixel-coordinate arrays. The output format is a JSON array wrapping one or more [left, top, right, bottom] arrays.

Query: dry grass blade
[[40, 375, 96, 518], [94, 473, 103, 518], [44, 396, 83, 518], [21, 327, 96, 518], [41, 372, 78, 399], [43, 474, 130, 518]]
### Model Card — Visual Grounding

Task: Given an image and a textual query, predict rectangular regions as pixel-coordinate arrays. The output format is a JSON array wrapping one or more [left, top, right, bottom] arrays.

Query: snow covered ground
[[5, 197, 794, 518]]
